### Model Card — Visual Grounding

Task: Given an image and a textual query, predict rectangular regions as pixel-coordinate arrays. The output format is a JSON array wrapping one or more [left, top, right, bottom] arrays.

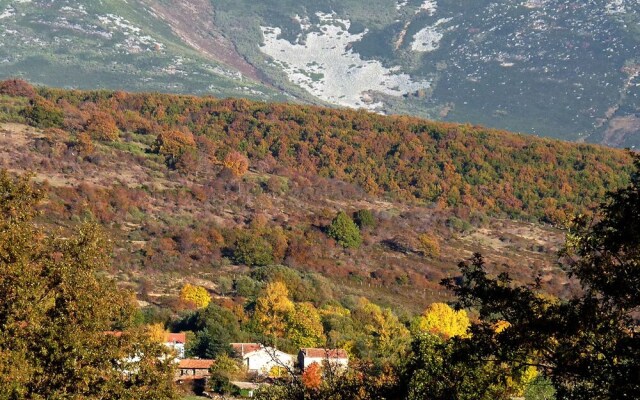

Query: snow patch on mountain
[[260, 12, 430, 111], [411, 18, 452, 52]]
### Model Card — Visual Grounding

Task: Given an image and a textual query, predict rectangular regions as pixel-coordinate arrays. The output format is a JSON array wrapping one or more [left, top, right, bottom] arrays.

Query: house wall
[[300, 356, 349, 371], [245, 349, 294, 374], [166, 342, 185, 358], [178, 368, 209, 378]]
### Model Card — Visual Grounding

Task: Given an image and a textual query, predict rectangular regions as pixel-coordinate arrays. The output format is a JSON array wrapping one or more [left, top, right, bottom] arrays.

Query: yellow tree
[[353, 297, 410, 360], [411, 302, 470, 339], [179, 283, 211, 309], [253, 281, 294, 337], [418, 233, 440, 258], [286, 302, 325, 348], [147, 323, 168, 343]]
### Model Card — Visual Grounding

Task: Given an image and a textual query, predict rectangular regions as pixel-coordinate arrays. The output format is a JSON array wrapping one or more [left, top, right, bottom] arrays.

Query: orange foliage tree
[[223, 151, 249, 177], [153, 130, 196, 168], [301, 362, 322, 389], [86, 111, 120, 141]]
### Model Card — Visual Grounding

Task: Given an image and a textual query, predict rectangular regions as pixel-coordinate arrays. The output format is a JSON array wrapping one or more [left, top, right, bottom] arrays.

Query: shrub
[[233, 232, 274, 266], [328, 211, 362, 249], [23, 97, 63, 128], [353, 209, 376, 229]]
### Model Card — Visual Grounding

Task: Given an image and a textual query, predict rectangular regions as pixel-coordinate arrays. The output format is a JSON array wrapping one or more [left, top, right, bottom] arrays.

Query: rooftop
[[166, 332, 186, 344], [231, 343, 262, 356], [178, 359, 214, 369], [300, 348, 348, 359]]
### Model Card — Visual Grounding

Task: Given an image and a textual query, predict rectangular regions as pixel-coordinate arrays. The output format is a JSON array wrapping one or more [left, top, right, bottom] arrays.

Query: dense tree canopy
[[3, 81, 632, 223], [443, 155, 640, 399], [0, 171, 177, 399]]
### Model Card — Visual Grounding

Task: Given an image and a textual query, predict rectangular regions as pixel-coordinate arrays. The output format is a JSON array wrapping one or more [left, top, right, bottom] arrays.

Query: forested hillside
[[6, 80, 632, 221], [0, 80, 633, 303]]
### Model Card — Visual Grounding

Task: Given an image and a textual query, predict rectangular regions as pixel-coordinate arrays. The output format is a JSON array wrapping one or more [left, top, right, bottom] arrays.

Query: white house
[[231, 343, 294, 375], [165, 332, 186, 359], [298, 348, 349, 371]]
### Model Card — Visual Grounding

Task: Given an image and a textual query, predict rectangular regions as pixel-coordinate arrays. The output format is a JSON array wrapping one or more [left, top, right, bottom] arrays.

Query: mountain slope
[[0, 82, 633, 314], [0, 0, 284, 100], [0, 0, 638, 146]]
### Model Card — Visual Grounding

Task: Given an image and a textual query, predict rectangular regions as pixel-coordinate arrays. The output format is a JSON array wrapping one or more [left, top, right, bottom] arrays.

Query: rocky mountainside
[[0, 0, 638, 146]]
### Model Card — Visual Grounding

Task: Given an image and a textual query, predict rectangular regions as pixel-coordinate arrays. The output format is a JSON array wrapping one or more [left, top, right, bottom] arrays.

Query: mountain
[[0, 0, 638, 147], [0, 81, 633, 313]]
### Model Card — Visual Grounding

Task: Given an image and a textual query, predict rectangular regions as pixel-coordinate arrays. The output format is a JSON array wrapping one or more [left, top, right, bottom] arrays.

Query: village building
[[231, 343, 294, 375], [176, 358, 214, 380], [165, 332, 186, 358], [298, 348, 349, 371]]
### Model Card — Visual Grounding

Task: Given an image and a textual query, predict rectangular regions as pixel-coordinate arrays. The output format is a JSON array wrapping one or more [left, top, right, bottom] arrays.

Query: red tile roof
[[300, 348, 348, 359], [103, 331, 124, 337], [178, 359, 214, 369], [231, 343, 262, 356], [166, 332, 186, 344]]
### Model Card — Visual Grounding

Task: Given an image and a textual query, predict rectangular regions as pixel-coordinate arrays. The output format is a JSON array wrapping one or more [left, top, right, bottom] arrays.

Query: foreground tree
[[443, 155, 640, 399], [0, 172, 178, 399]]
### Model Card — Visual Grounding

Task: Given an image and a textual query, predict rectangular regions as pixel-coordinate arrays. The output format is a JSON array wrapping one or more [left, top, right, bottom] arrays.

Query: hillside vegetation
[[8, 81, 633, 222], [0, 81, 633, 308], [1, 1, 638, 146]]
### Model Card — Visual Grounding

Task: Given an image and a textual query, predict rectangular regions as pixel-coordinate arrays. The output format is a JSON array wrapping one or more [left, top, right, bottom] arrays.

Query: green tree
[[351, 297, 410, 362], [353, 209, 376, 229], [178, 303, 243, 359], [234, 275, 260, 298], [0, 171, 177, 399], [209, 353, 243, 396], [401, 333, 512, 400], [233, 231, 274, 266], [286, 302, 325, 348], [327, 211, 362, 249]]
